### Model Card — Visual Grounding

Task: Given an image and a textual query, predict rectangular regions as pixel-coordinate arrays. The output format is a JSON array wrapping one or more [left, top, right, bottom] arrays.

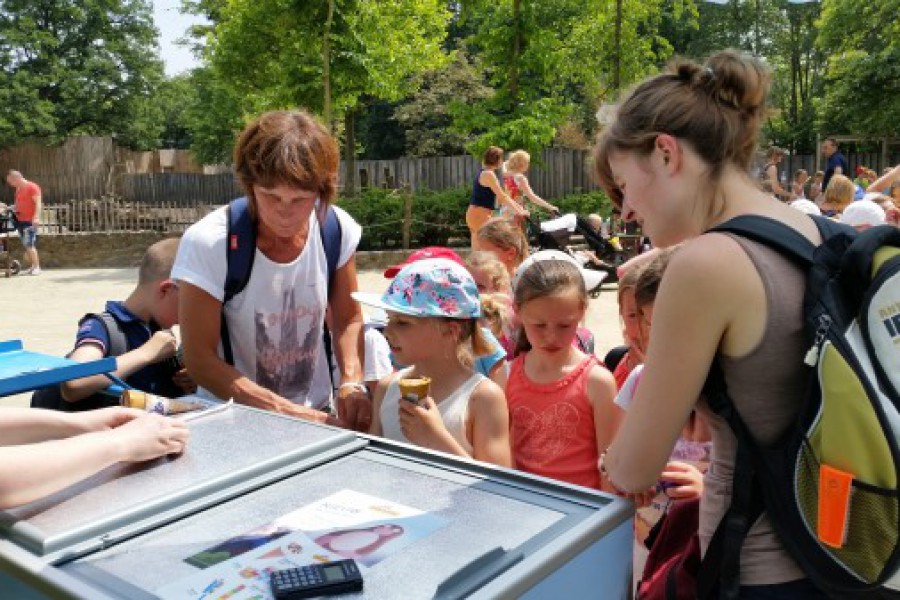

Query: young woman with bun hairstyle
[[596, 50, 828, 598]]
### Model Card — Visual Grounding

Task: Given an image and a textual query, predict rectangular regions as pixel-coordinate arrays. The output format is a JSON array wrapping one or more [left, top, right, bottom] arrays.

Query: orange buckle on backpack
[[818, 464, 854, 548]]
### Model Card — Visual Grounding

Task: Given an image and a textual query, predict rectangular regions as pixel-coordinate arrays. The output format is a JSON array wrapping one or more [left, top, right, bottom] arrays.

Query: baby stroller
[[573, 215, 629, 284], [527, 214, 627, 287], [0, 208, 22, 277]]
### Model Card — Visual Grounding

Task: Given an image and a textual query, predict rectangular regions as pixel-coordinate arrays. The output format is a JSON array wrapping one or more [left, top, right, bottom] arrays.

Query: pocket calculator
[[270, 559, 363, 599]]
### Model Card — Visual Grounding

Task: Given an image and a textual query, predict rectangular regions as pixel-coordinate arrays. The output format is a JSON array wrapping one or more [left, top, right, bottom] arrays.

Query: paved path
[[0, 268, 623, 408]]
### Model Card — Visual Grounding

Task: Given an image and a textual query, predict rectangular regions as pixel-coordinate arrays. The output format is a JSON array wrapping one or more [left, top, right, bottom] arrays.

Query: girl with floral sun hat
[[352, 258, 512, 467]]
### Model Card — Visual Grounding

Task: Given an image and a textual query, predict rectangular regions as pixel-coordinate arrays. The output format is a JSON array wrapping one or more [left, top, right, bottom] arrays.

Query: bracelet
[[598, 449, 621, 491], [338, 382, 368, 396]]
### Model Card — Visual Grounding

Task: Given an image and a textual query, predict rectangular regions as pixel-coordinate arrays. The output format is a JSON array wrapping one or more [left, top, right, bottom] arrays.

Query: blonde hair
[[513, 259, 586, 355], [823, 174, 855, 209], [433, 317, 492, 367], [477, 217, 529, 267], [138, 238, 180, 285], [504, 150, 531, 173], [480, 293, 513, 338], [594, 49, 770, 213], [467, 251, 511, 293]]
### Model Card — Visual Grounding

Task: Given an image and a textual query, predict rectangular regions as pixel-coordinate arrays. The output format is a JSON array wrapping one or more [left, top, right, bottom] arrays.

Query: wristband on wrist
[[338, 382, 368, 396]]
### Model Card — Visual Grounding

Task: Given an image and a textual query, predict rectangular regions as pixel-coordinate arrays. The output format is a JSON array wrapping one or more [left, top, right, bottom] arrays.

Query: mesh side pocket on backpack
[[797, 443, 899, 583]]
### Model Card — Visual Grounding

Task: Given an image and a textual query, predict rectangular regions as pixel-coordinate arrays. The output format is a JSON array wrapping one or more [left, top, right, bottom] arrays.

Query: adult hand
[[398, 396, 446, 447], [336, 385, 372, 432], [69, 406, 147, 434], [140, 330, 178, 364], [111, 413, 189, 462], [273, 397, 337, 427], [658, 460, 704, 501]]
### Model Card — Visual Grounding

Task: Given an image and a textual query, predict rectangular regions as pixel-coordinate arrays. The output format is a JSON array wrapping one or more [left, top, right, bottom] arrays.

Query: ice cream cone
[[398, 376, 431, 406], [120, 390, 203, 415]]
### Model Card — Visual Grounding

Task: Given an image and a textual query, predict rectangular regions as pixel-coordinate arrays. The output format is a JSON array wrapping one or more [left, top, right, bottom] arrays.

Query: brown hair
[[138, 237, 180, 285], [513, 259, 586, 355], [616, 263, 643, 307], [593, 50, 770, 210], [466, 251, 511, 292], [766, 146, 784, 159], [233, 110, 339, 211], [823, 174, 855, 209], [634, 246, 680, 311], [477, 217, 529, 267], [483, 146, 504, 167]]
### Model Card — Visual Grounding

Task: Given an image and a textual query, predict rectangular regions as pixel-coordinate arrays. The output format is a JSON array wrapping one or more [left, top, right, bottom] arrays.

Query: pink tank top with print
[[507, 354, 601, 489]]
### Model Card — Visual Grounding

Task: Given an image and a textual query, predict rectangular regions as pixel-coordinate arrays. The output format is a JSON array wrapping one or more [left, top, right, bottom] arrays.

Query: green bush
[[337, 186, 612, 250]]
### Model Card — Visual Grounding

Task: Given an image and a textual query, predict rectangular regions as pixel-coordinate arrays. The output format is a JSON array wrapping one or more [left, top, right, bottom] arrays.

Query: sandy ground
[[0, 267, 623, 408]]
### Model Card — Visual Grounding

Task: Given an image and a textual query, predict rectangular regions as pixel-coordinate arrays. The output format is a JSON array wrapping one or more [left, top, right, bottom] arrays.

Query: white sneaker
[[29, 267, 41, 275]]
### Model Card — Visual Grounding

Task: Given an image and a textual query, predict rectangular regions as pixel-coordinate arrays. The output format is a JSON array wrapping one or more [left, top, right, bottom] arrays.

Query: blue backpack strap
[[318, 204, 343, 381], [222, 197, 256, 365], [319, 204, 342, 298]]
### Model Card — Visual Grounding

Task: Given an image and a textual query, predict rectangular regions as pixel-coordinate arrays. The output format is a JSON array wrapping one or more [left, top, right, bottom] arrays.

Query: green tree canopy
[[455, 0, 674, 159], [0, 0, 165, 149], [817, 0, 900, 138]]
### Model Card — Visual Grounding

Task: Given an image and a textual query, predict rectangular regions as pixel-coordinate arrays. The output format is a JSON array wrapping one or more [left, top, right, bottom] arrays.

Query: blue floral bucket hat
[[352, 258, 481, 319]]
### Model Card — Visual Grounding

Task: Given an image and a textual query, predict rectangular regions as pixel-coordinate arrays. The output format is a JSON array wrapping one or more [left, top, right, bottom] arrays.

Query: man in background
[[6, 170, 42, 275], [821, 138, 848, 192]]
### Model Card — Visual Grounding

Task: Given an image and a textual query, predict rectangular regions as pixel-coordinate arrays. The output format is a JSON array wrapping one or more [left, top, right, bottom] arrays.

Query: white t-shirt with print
[[172, 204, 361, 409]]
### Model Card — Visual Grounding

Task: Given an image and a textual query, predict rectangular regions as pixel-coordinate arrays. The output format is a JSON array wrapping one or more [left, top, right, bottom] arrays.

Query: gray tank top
[[695, 235, 809, 585]]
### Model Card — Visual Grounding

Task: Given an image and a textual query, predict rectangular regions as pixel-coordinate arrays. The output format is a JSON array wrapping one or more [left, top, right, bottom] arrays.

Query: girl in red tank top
[[506, 257, 621, 491]]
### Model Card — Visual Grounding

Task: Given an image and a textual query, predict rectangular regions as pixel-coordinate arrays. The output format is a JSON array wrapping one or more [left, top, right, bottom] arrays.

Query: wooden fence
[[9, 146, 900, 235]]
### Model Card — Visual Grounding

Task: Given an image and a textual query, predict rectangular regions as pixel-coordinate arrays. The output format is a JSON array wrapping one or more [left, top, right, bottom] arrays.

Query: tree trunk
[[509, 0, 521, 109], [344, 110, 357, 197], [613, 0, 622, 90], [322, 0, 335, 130]]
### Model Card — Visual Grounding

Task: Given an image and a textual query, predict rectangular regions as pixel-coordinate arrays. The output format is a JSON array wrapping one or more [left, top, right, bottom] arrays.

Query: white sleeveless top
[[380, 367, 484, 454]]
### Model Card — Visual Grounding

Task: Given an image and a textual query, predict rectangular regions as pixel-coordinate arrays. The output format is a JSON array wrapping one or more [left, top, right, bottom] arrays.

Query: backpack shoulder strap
[[224, 197, 256, 303], [318, 204, 343, 299], [708, 214, 817, 266], [222, 197, 256, 366], [77, 310, 129, 357], [95, 311, 129, 357], [318, 204, 343, 380]]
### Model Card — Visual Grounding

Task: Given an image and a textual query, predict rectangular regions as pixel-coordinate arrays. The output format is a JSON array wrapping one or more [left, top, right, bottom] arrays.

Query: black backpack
[[697, 216, 900, 599], [31, 312, 128, 411], [221, 197, 343, 370]]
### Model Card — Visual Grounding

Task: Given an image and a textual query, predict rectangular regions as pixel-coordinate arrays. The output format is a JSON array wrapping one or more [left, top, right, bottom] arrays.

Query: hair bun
[[704, 50, 769, 117]]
